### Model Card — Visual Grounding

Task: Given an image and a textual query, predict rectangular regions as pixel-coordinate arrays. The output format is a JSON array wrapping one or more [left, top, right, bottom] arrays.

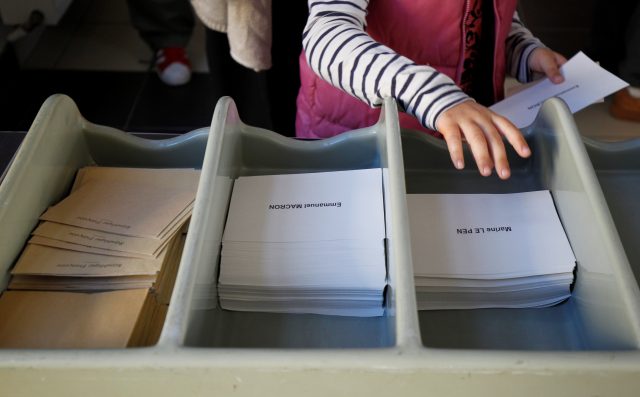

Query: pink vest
[[296, 0, 518, 139]]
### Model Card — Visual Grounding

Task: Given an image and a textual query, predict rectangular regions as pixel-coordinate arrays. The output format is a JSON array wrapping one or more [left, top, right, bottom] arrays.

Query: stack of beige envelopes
[[0, 167, 199, 349]]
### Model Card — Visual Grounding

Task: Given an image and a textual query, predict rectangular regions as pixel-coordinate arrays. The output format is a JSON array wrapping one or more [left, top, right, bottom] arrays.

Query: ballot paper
[[490, 51, 628, 128], [219, 169, 387, 316], [40, 180, 195, 238], [222, 169, 386, 243], [71, 166, 201, 192], [28, 235, 153, 259], [31, 221, 169, 257], [11, 244, 163, 277], [407, 190, 576, 310]]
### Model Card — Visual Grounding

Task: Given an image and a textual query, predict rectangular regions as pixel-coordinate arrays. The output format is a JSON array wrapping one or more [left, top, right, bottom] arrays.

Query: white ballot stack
[[219, 169, 387, 316], [407, 191, 576, 310]]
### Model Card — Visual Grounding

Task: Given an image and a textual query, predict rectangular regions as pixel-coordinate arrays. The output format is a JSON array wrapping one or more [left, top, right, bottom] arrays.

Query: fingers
[[540, 55, 564, 84], [436, 102, 531, 180], [480, 121, 510, 180], [491, 114, 531, 158], [554, 52, 568, 66], [461, 120, 494, 177], [531, 48, 567, 84], [440, 123, 465, 170], [438, 106, 493, 176]]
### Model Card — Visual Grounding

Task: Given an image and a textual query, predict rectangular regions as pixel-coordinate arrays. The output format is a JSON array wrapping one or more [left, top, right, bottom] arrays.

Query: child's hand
[[528, 48, 568, 84], [435, 100, 531, 180]]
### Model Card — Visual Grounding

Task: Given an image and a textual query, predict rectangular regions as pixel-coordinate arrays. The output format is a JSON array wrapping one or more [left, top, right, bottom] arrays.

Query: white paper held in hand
[[490, 51, 628, 128]]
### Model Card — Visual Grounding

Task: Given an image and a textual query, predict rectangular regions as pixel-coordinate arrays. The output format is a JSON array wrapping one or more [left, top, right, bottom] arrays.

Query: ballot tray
[[585, 138, 640, 288], [0, 94, 639, 396]]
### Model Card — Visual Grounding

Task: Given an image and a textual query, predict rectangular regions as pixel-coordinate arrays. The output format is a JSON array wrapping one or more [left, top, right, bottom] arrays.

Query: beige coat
[[191, 0, 272, 72]]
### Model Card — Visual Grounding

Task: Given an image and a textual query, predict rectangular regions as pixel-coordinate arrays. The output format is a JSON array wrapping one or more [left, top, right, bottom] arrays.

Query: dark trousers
[[126, 0, 194, 51], [204, 1, 308, 135], [205, 29, 273, 130]]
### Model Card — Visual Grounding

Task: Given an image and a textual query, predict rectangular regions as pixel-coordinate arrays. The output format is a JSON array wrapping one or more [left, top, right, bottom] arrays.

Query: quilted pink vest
[[296, 0, 518, 138]]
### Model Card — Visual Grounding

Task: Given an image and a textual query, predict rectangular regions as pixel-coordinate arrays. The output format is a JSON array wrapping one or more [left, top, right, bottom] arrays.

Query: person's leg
[[266, 1, 308, 136], [126, 0, 194, 51], [206, 29, 272, 129], [126, 0, 194, 85]]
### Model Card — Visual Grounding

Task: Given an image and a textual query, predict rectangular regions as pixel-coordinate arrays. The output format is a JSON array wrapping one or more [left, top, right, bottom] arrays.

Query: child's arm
[[434, 11, 567, 180], [303, 0, 529, 179], [435, 101, 530, 179], [303, 0, 468, 132], [507, 12, 567, 83]]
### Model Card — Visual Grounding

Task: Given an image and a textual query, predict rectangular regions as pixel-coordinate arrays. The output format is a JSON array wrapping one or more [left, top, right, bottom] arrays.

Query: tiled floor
[[21, 0, 207, 72], [0, 0, 214, 134], [0, 0, 639, 140]]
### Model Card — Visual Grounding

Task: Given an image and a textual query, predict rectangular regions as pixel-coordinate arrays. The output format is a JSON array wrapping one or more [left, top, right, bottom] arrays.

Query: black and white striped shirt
[[303, 0, 543, 130]]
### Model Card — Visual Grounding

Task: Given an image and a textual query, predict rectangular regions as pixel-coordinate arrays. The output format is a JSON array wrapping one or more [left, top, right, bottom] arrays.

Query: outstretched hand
[[435, 48, 566, 180], [528, 47, 568, 83], [435, 100, 531, 180]]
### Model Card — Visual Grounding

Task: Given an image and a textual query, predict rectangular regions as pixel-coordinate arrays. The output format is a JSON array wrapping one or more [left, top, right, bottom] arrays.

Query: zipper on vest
[[457, 0, 472, 84]]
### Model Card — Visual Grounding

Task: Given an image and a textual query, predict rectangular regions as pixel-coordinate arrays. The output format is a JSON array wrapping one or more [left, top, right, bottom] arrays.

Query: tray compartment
[[403, 99, 640, 351], [0, 94, 209, 348], [174, 98, 405, 349]]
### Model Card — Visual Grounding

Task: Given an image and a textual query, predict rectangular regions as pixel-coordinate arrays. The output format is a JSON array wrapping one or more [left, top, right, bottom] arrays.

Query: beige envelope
[[12, 244, 162, 277], [0, 289, 148, 349], [8, 274, 156, 291], [41, 180, 194, 238], [28, 235, 154, 259], [72, 167, 200, 193]]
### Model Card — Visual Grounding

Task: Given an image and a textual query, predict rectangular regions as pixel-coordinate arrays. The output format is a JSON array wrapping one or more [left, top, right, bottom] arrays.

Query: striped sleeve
[[303, 0, 470, 131], [506, 12, 545, 83]]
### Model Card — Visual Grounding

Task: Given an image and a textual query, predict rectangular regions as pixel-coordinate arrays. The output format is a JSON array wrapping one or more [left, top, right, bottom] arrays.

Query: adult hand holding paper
[[490, 51, 629, 128]]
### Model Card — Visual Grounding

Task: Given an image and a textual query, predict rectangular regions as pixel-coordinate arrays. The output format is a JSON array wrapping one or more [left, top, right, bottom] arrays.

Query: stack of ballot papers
[[407, 190, 576, 310], [219, 168, 387, 317], [0, 166, 198, 348]]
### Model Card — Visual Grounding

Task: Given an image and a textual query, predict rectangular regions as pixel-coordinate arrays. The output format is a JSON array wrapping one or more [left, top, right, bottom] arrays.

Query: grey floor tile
[[22, 26, 75, 69], [56, 24, 150, 71], [84, 0, 131, 24]]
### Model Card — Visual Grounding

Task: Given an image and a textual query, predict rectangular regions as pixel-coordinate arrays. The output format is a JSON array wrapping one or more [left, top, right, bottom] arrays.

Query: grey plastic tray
[[403, 116, 640, 351], [1, 94, 640, 396], [585, 138, 640, 287]]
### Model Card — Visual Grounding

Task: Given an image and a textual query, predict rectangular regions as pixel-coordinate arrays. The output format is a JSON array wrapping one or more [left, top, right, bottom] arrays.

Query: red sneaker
[[155, 47, 192, 86]]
